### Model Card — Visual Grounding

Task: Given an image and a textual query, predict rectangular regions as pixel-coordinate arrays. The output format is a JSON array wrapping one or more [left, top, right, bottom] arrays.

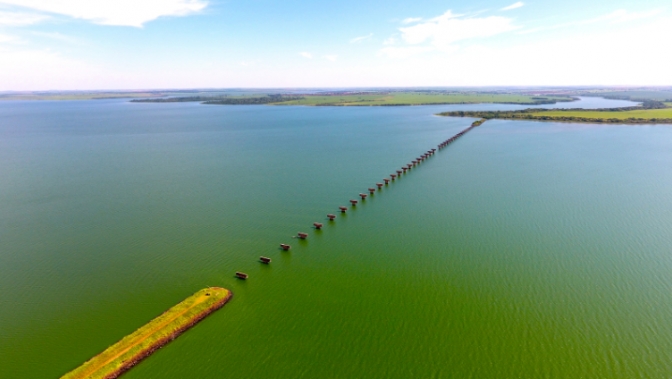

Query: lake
[[2, 97, 672, 378]]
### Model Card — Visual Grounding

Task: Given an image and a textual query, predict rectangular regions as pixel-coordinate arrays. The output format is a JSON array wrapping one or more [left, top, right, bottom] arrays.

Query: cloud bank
[[0, 10, 48, 26], [501, 2, 524, 11], [400, 10, 518, 46], [0, 0, 207, 27], [381, 10, 518, 57], [350, 33, 373, 43]]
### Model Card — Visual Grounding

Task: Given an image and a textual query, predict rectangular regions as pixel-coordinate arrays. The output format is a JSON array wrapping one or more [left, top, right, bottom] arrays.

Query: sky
[[0, 0, 670, 90]]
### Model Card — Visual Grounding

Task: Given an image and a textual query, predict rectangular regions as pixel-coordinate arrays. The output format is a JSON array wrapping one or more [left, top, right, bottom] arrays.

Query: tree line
[[438, 105, 672, 124], [131, 94, 304, 104]]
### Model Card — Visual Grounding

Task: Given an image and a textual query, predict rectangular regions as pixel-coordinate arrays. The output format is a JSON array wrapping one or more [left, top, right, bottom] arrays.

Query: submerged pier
[[55, 117, 485, 379], [244, 119, 485, 283], [438, 119, 484, 150]]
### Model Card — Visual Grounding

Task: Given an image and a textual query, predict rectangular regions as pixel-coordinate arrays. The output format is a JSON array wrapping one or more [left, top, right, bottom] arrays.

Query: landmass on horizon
[[2, 86, 671, 103], [4, 87, 672, 124], [440, 99, 672, 124]]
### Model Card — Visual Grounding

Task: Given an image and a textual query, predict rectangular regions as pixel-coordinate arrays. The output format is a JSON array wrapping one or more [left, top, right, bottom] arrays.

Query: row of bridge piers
[[238, 120, 484, 277]]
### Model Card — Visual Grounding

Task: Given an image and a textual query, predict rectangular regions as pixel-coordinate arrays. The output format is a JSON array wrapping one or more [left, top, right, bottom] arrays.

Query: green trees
[[131, 95, 304, 105], [437, 109, 672, 124]]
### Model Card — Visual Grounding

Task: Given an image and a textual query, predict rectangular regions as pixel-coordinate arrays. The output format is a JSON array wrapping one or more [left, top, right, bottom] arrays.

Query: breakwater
[[60, 288, 232, 379]]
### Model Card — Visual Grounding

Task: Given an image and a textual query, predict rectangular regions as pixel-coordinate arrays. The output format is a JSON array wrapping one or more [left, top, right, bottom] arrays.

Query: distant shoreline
[[438, 102, 672, 124], [130, 93, 578, 107]]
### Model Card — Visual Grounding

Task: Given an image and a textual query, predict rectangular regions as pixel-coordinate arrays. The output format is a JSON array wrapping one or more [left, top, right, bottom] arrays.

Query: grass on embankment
[[580, 90, 672, 101], [438, 106, 672, 124], [61, 287, 232, 379], [275, 93, 573, 106], [533, 108, 672, 120]]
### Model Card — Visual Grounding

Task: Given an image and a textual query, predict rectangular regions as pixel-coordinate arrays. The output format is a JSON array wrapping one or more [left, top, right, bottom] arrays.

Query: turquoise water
[[2, 97, 672, 378]]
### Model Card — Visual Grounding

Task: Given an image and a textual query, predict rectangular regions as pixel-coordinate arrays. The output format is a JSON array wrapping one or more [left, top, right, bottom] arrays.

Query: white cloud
[[31, 31, 80, 44], [401, 17, 422, 24], [323, 55, 337, 61], [378, 46, 435, 59], [376, 15, 672, 86], [0, 46, 100, 90], [379, 10, 518, 58], [222, 14, 672, 88], [350, 33, 373, 43], [383, 37, 396, 45], [0, 33, 19, 43], [239, 59, 261, 67], [518, 9, 663, 34], [0, 0, 207, 27], [462, 16, 672, 86], [299, 52, 312, 59], [0, 10, 48, 26], [398, 10, 518, 48], [501, 2, 524, 11], [592, 9, 662, 24]]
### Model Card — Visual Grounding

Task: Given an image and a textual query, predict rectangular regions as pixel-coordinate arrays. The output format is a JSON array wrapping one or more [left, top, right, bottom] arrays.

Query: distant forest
[[439, 100, 672, 124], [131, 94, 304, 104]]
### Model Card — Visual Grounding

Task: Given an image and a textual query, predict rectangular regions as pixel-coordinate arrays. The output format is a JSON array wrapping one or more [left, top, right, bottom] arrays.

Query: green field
[[439, 105, 672, 124], [535, 107, 672, 120], [581, 90, 672, 101], [275, 93, 573, 106], [61, 288, 231, 379]]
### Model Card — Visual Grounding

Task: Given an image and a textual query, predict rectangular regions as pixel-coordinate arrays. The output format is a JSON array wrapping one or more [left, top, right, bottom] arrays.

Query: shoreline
[[60, 288, 232, 379], [438, 107, 672, 125], [130, 93, 578, 107], [442, 115, 672, 125]]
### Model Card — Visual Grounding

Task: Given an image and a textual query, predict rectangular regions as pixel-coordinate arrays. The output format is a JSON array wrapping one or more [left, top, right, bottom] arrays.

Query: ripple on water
[[0, 99, 671, 378]]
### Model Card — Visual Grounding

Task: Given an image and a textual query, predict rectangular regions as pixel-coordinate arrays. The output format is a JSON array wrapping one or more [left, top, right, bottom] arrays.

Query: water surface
[[1, 97, 671, 379]]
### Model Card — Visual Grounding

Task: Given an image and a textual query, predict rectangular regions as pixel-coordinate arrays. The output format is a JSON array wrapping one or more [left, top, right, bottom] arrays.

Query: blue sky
[[0, 0, 670, 90]]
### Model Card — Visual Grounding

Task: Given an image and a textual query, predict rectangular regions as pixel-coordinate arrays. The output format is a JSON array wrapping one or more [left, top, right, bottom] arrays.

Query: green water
[[1, 98, 672, 378]]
